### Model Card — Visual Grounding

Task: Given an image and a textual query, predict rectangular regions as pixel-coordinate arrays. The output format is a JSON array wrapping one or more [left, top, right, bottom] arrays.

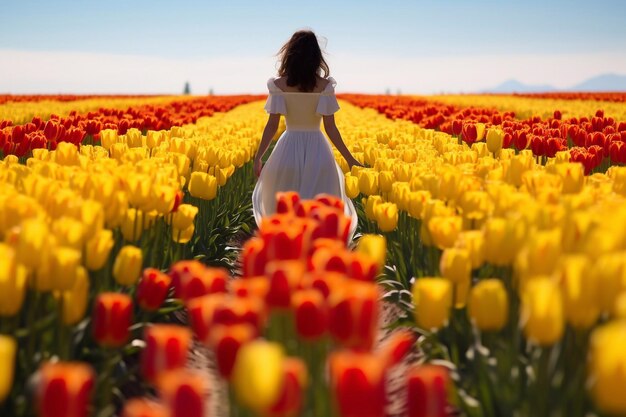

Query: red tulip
[[407, 365, 451, 417], [240, 237, 268, 276], [265, 260, 306, 309], [121, 398, 168, 417], [329, 350, 385, 417], [169, 261, 228, 302], [328, 280, 379, 350], [292, 289, 328, 340], [137, 268, 172, 311], [266, 358, 308, 417], [208, 323, 256, 378], [37, 362, 94, 417], [157, 369, 206, 417], [92, 293, 132, 347], [276, 191, 300, 214], [141, 325, 191, 382]]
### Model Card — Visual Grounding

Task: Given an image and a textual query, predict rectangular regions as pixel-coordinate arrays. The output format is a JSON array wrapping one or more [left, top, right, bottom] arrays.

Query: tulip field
[[1, 91, 626, 417]]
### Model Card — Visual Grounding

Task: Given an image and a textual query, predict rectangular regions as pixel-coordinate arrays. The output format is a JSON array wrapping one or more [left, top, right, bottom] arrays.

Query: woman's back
[[266, 76, 340, 131]]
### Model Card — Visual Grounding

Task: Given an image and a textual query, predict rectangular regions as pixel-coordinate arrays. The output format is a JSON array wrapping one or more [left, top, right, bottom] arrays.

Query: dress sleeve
[[264, 78, 287, 115], [316, 76, 340, 115]]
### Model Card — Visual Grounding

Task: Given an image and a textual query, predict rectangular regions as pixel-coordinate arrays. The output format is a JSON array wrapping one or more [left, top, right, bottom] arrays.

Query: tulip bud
[[92, 292, 132, 347], [157, 369, 207, 417], [113, 245, 143, 286], [84, 229, 114, 271], [329, 350, 385, 417], [265, 260, 306, 309], [59, 266, 90, 325], [232, 340, 285, 412], [439, 248, 471, 284], [121, 398, 168, 417], [486, 127, 504, 154], [276, 191, 300, 214], [428, 216, 462, 249], [345, 175, 360, 199], [16, 218, 48, 269], [356, 235, 387, 272], [454, 230, 485, 269], [240, 237, 268, 277], [328, 280, 379, 350], [358, 171, 379, 196], [292, 289, 328, 340], [407, 365, 451, 417], [588, 320, 626, 414], [374, 202, 398, 232], [36, 362, 95, 417], [141, 324, 191, 382], [0, 335, 16, 403], [266, 358, 308, 417], [170, 204, 198, 230], [137, 268, 172, 311], [188, 172, 217, 200], [169, 260, 228, 302], [412, 278, 452, 331], [407, 191, 431, 219], [467, 279, 508, 331], [0, 243, 27, 316], [35, 247, 82, 292], [208, 323, 256, 378], [556, 256, 598, 328], [521, 279, 564, 346]]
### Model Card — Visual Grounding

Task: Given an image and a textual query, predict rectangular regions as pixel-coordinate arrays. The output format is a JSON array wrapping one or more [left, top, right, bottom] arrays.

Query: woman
[[252, 30, 363, 240]]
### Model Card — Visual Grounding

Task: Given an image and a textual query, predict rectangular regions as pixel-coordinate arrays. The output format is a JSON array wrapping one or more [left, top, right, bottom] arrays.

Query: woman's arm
[[323, 114, 363, 168], [254, 113, 281, 177]]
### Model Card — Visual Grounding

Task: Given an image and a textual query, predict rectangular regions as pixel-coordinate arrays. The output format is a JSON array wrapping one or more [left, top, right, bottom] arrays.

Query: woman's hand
[[348, 157, 365, 169], [254, 157, 263, 178]]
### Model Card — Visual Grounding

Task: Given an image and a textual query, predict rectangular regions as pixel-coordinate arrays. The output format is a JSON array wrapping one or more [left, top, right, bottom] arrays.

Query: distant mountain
[[482, 79, 557, 93], [482, 73, 626, 93], [569, 73, 626, 91]]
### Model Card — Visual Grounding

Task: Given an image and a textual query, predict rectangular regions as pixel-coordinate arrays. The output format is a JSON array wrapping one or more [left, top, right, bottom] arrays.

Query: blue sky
[[2, 0, 626, 94]]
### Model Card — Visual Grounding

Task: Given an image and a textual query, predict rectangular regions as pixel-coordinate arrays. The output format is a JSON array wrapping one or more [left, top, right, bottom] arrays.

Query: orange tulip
[[37, 362, 95, 417], [141, 325, 191, 382], [407, 365, 450, 417], [328, 280, 379, 350], [92, 293, 132, 348]]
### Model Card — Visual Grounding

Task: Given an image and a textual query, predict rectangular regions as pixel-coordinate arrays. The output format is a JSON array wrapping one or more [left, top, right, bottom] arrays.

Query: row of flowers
[[340, 94, 626, 174], [0, 95, 263, 157], [0, 101, 278, 416], [1, 191, 453, 417], [329, 99, 626, 416], [0, 94, 169, 105]]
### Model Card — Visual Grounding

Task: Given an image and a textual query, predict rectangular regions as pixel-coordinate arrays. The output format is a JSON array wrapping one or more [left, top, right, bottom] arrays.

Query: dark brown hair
[[277, 30, 330, 92]]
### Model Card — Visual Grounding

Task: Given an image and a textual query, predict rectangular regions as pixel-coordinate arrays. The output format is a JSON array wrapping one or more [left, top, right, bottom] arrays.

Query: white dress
[[252, 76, 358, 241]]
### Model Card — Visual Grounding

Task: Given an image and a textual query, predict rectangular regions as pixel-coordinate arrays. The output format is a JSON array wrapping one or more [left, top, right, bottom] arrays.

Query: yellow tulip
[[588, 320, 626, 414], [519, 229, 562, 277], [357, 170, 379, 196], [507, 153, 534, 187], [85, 229, 114, 271], [454, 230, 485, 269], [378, 170, 395, 193], [232, 340, 285, 412], [468, 279, 508, 331], [345, 175, 360, 199], [483, 217, 526, 266], [34, 247, 81, 292], [16, 218, 48, 269], [437, 167, 460, 202], [188, 172, 218, 200], [614, 292, 626, 319], [486, 127, 504, 154], [521, 279, 564, 346], [121, 208, 144, 242], [552, 162, 584, 194], [170, 204, 198, 231], [113, 245, 143, 286], [59, 266, 90, 325], [556, 255, 598, 328], [0, 335, 16, 402], [54, 142, 80, 166], [363, 195, 383, 221], [412, 278, 452, 331], [593, 252, 626, 315], [79, 199, 105, 240], [356, 234, 387, 272], [428, 216, 462, 249], [172, 224, 195, 244], [52, 217, 85, 250], [407, 191, 431, 219], [374, 202, 398, 232], [0, 243, 27, 316], [440, 248, 471, 284]]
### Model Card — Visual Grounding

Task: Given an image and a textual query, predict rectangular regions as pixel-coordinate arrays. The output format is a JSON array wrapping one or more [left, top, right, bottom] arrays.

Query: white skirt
[[252, 129, 358, 241]]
